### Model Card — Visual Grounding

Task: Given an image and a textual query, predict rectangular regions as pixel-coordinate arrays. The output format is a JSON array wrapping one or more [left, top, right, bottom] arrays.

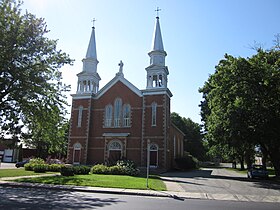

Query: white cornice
[[142, 88, 173, 97], [103, 133, 130, 137], [95, 75, 143, 99], [71, 93, 94, 99]]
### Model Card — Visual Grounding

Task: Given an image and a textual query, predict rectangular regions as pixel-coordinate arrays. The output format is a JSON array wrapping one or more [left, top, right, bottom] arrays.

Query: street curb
[[0, 180, 177, 199]]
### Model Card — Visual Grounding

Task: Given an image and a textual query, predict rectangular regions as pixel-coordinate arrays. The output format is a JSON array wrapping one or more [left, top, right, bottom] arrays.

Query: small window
[[123, 104, 131, 127], [105, 105, 113, 127], [151, 102, 157, 126], [77, 106, 83, 127]]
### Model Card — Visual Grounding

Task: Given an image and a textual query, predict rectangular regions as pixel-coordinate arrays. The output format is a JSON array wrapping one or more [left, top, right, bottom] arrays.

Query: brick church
[[67, 15, 184, 170]]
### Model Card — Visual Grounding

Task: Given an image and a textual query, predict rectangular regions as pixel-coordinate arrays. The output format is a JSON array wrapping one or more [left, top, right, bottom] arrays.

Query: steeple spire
[[151, 7, 164, 51], [83, 25, 99, 72], [76, 21, 101, 94], [151, 16, 164, 52], [85, 19, 97, 60]]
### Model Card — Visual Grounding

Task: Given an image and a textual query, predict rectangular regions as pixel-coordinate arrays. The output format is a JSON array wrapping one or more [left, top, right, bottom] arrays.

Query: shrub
[[60, 165, 74, 176], [29, 158, 45, 165], [116, 160, 140, 176], [24, 163, 34, 171], [91, 160, 140, 176], [175, 154, 198, 170], [48, 164, 63, 172], [91, 164, 110, 174], [109, 165, 126, 175], [33, 164, 48, 173], [73, 165, 91, 175]]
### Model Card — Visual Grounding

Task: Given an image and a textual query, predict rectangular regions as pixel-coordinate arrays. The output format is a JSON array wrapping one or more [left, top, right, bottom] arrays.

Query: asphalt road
[[0, 186, 279, 210], [162, 168, 280, 202]]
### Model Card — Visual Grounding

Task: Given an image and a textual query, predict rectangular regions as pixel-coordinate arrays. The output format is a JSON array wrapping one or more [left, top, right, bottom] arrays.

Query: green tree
[[200, 44, 280, 175], [171, 112, 206, 161], [23, 107, 69, 159], [0, 0, 72, 146]]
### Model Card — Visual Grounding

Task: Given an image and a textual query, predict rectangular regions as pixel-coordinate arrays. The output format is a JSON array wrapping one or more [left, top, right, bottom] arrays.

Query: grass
[[0, 168, 57, 178], [14, 174, 166, 191]]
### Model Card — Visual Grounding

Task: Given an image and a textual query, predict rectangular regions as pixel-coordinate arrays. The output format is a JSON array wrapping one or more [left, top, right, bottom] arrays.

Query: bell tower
[[146, 15, 169, 89], [76, 21, 101, 94], [68, 22, 100, 165], [142, 11, 172, 169]]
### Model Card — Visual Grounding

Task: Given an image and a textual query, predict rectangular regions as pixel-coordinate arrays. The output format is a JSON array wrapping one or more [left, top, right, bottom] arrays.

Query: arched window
[[105, 105, 113, 127], [151, 102, 157, 126], [123, 104, 131, 127], [108, 141, 122, 150], [114, 98, 122, 127], [152, 75, 158, 87]]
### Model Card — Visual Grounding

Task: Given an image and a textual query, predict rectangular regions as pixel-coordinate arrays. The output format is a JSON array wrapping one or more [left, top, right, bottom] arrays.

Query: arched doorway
[[108, 140, 122, 163], [150, 143, 158, 167], [73, 143, 81, 164]]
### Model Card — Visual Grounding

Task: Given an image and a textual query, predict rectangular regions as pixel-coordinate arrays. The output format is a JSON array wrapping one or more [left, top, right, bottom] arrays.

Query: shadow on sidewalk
[[161, 169, 280, 190]]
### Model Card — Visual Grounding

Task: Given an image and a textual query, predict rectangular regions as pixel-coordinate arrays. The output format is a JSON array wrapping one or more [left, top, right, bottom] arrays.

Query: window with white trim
[[151, 102, 157, 126], [123, 104, 131, 127], [105, 105, 113, 127], [77, 106, 83, 127], [114, 98, 122, 127]]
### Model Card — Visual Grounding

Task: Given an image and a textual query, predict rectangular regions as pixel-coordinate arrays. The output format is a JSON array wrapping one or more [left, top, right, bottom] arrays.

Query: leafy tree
[[171, 112, 206, 161], [0, 0, 72, 147], [200, 43, 280, 176], [23, 108, 69, 159]]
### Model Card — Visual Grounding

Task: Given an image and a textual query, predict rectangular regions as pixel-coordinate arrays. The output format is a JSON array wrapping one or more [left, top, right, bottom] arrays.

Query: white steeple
[[146, 14, 169, 89], [151, 16, 164, 52], [83, 24, 99, 73], [76, 22, 101, 94]]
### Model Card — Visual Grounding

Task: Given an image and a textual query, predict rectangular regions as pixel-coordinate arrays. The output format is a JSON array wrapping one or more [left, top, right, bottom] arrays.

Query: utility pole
[[146, 139, 150, 189]]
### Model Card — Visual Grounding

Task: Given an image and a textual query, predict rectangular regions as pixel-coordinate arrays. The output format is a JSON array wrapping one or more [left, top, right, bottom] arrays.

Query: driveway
[[161, 168, 280, 202]]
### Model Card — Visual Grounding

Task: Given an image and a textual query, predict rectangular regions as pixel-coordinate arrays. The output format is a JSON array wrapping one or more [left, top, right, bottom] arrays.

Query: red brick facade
[[67, 77, 184, 170]]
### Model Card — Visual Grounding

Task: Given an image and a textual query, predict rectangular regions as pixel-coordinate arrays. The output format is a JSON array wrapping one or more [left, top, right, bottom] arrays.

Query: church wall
[[87, 148, 104, 164], [69, 98, 91, 137]]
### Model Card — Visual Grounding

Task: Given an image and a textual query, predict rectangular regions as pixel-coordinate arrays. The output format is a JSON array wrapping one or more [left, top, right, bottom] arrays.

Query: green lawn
[[0, 168, 57, 178], [15, 174, 166, 191]]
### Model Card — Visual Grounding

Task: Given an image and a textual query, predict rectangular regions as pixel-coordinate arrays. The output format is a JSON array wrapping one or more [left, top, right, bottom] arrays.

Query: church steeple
[[146, 14, 169, 89], [151, 16, 164, 52], [76, 22, 101, 94]]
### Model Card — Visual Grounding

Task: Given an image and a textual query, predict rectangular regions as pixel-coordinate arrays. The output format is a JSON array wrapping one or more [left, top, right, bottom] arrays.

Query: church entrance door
[[149, 144, 158, 167], [73, 143, 81, 164]]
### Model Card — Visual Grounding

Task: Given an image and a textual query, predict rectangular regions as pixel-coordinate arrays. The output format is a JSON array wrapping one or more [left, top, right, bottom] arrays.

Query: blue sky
[[22, 0, 280, 123]]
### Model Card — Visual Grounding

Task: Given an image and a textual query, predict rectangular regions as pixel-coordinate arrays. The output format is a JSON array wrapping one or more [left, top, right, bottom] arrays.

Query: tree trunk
[[269, 150, 280, 177], [261, 146, 268, 169], [238, 156, 245, 170]]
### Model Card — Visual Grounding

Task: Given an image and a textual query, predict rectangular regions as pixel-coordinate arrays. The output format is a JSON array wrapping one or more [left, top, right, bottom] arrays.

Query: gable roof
[[95, 74, 143, 99]]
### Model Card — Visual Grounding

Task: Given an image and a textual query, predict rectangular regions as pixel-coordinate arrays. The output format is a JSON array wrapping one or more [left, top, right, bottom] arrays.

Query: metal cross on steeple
[[155, 7, 161, 18], [92, 18, 96, 28]]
